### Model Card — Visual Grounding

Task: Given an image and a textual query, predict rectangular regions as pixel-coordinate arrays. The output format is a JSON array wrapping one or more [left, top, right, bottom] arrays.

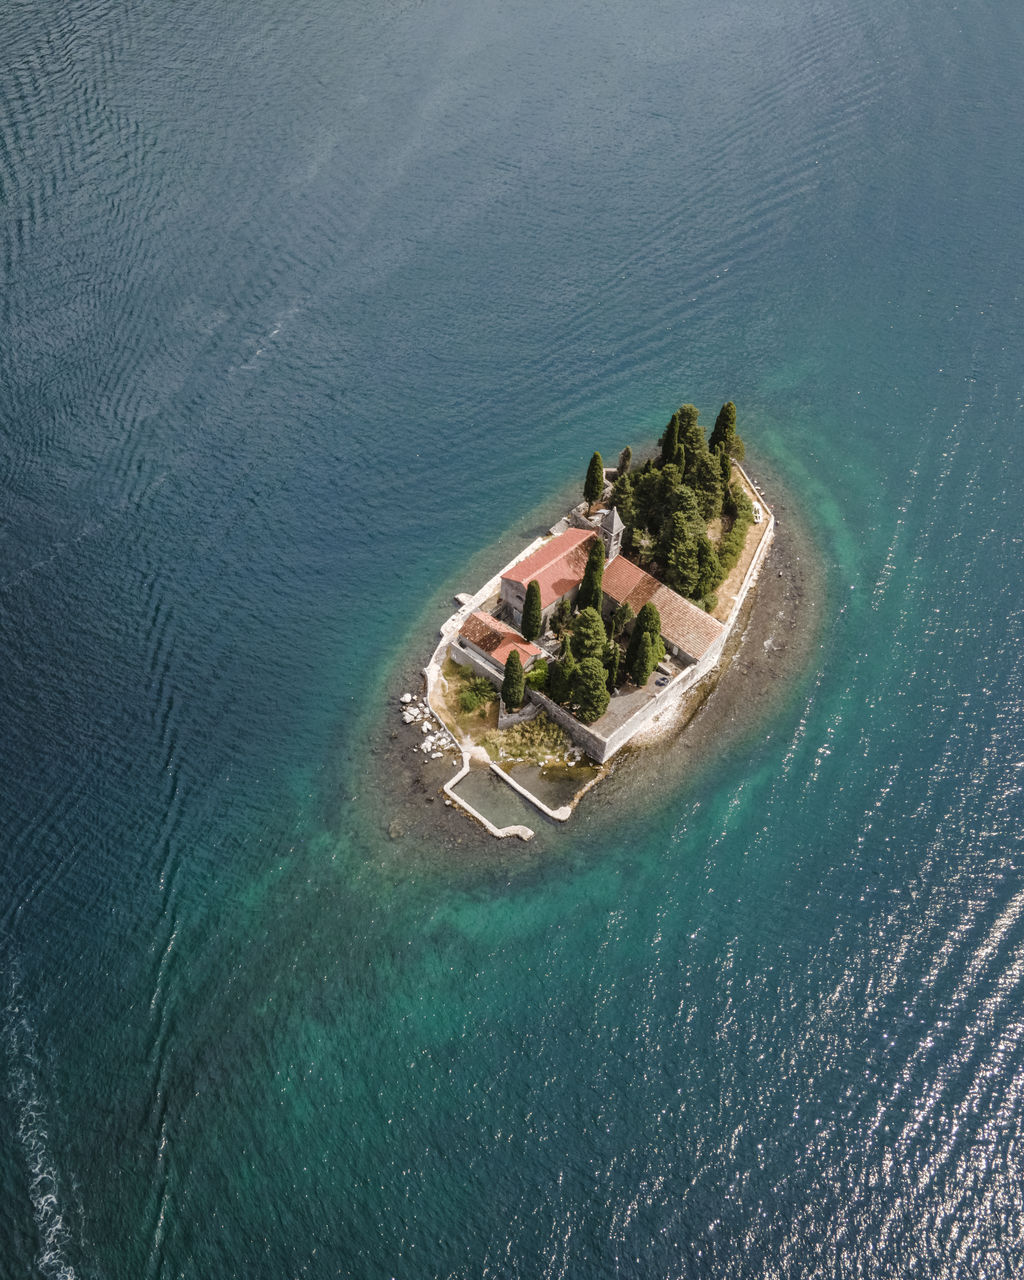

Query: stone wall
[[434, 463, 776, 771], [527, 689, 611, 761], [448, 640, 502, 688], [528, 643, 723, 764], [497, 698, 541, 730]]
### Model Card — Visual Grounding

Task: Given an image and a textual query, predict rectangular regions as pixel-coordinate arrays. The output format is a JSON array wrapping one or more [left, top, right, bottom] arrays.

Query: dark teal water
[[3, 0, 1024, 1275]]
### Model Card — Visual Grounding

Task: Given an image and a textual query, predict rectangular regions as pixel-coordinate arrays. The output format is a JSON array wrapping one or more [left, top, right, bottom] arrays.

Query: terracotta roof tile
[[459, 611, 542, 669], [649, 585, 724, 661], [602, 557, 724, 661], [502, 529, 596, 610], [601, 556, 659, 615]]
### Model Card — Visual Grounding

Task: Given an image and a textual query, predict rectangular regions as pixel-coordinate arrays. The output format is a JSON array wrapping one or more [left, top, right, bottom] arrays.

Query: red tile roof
[[602, 557, 724, 661], [459, 611, 542, 669], [648, 584, 724, 661], [502, 529, 596, 610], [602, 555, 660, 615]]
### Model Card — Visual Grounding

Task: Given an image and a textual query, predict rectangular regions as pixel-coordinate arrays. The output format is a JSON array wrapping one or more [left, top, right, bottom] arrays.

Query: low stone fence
[[490, 763, 571, 821], [442, 759, 534, 841], [497, 698, 541, 730], [723, 460, 776, 631]]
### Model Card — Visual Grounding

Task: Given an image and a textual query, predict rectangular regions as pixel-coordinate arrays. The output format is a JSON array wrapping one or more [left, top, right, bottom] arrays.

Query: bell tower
[[600, 507, 624, 562]]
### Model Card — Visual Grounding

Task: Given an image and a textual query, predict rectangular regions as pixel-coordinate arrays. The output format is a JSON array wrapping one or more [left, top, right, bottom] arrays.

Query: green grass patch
[[482, 712, 575, 765]]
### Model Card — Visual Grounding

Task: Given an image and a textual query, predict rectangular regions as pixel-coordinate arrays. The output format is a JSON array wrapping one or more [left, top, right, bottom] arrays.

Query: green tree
[[521, 580, 542, 642], [632, 468, 663, 535], [673, 403, 707, 486], [617, 445, 632, 476], [501, 650, 525, 711], [660, 473, 701, 525], [694, 536, 723, 599], [628, 631, 657, 688], [658, 510, 703, 585], [636, 600, 662, 641], [604, 643, 620, 693], [576, 537, 606, 612], [659, 413, 679, 466], [625, 601, 664, 675], [525, 658, 549, 691], [716, 493, 753, 575], [584, 451, 605, 510], [717, 442, 732, 490], [709, 401, 745, 460], [692, 451, 724, 520], [665, 522, 700, 596], [569, 606, 607, 662], [547, 646, 576, 703], [656, 462, 683, 500], [708, 401, 735, 454], [550, 597, 573, 637], [676, 403, 703, 456], [573, 657, 611, 723], [610, 474, 636, 538], [609, 600, 634, 640]]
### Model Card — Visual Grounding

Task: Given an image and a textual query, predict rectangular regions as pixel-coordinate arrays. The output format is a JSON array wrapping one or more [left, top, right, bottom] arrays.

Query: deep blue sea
[[3, 1, 1024, 1276]]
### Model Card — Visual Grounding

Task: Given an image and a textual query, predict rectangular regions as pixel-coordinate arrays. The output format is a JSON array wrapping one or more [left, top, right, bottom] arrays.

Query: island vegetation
[[410, 396, 776, 839], [537, 401, 751, 723]]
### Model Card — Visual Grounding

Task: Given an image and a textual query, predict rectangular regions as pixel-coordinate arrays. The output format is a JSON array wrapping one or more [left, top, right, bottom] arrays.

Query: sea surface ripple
[[2, 0, 1024, 1275]]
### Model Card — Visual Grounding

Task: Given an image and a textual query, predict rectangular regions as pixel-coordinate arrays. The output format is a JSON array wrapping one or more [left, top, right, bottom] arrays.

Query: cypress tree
[[609, 601, 634, 640], [569, 606, 607, 662], [694, 536, 723, 600], [548, 647, 576, 704], [633, 468, 663, 535], [625, 601, 663, 676], [709, 401, 744, 460], [717, 442, 731, 489], [676, 404, 706, 485], [551, 597, 573, 637], [501, 650, 525, 711], [584, 452, 605, 509], [664, 480, 701, 525], [573, 657, 611, 723], [658, 510, 701, 574], [659, 413, 679, 466], [708, 401, 736, 454], [676, 404, 703, 453], [617, 445, 632, 476], [720, 444, 739, 520], [636, 600, 662, 641], [657, 462, 683, 496], [521, 580, 542, 642], [666, 522, 700, 596], [605, 643, 620, 693], [693, 451, 724, 520], [576, 538, 606, 612], [629, 631, 657, 688], [610, 472, 636, 528]]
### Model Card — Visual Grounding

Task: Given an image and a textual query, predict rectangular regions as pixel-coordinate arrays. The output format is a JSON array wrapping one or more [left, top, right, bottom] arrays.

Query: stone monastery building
[[485, 506, 725, 671]]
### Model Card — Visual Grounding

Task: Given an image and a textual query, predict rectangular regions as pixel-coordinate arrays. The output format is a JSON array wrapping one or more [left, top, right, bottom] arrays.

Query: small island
[[400, 401, 776, 840]]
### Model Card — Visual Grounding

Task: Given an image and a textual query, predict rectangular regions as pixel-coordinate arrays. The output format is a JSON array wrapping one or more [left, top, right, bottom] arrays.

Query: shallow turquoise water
[[3, 0, 1024, 1275]]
